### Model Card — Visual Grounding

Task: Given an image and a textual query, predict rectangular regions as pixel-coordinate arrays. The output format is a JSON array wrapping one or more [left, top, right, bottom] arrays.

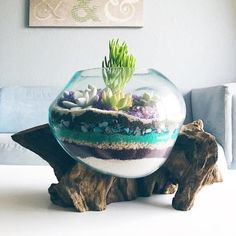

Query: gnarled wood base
[[12, 120, 222, 212]]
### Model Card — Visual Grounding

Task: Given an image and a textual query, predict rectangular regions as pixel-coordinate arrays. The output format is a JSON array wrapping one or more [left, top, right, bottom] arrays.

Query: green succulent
[[102, 39, 136, 110], [140, 92, 160, 107], [102, 39, 136, 92], [102, 88, 132, 111]]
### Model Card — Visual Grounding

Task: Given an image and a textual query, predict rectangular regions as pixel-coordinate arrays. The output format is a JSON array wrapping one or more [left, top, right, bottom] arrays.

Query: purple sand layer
[[61, 141, 172, 160]]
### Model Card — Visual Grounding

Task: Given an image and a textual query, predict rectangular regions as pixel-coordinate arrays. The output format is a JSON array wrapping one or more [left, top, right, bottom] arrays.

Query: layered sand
[[50, 106, 178, 177]]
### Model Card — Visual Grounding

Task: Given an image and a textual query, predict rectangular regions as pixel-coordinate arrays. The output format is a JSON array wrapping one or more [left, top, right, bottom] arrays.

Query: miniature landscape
[[49, 39, 184, 177]]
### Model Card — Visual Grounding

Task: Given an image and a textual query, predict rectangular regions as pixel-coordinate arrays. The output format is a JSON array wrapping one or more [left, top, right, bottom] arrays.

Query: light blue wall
[[0, 0, 236, 90]]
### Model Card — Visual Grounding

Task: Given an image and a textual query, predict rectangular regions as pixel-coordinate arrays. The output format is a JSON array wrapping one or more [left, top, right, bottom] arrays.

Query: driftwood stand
[[12, 120, 222, 212]]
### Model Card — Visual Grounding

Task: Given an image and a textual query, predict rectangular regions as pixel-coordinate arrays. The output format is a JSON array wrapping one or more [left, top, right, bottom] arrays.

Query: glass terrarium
[[49, 67, 186, 178]]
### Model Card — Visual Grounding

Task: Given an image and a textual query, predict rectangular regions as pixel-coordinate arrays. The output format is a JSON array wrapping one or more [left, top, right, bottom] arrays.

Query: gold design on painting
[[34, 0, 65, 20], [71, 0, 100, 22]]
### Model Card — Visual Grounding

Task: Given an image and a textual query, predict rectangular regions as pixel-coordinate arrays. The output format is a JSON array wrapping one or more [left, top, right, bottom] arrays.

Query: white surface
[[1, 1, 236, 90], [0, 165, 235, 236]]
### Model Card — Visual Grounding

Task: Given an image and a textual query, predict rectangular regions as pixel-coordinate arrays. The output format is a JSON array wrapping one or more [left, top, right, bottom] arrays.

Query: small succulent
[[102, 87, 132, 111], [139, 92, 160, 107], [61, 84, 99, 109]]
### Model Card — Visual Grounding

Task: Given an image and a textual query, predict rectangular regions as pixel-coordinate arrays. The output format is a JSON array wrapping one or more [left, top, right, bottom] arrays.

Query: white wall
[[0, 0, 236, 91]]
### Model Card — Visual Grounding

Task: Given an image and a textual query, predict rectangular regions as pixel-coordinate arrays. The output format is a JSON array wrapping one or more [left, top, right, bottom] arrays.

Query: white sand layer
[[79, 156, 167, 178]]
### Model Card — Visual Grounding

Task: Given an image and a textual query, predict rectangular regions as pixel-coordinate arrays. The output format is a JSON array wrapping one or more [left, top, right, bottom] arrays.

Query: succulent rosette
[[49, 39, 186, 178]]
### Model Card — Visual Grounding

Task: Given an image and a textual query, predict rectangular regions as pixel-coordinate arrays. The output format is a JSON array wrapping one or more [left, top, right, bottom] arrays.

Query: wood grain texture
[[12, 120, 222, 212]]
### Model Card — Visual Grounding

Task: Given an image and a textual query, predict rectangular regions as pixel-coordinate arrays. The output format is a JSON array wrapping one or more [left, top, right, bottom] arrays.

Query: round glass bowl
[[49, 68, 186, 178]]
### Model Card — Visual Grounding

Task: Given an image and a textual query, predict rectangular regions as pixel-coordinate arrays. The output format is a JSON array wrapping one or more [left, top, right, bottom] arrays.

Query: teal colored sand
[[55, 128, 179, 144]]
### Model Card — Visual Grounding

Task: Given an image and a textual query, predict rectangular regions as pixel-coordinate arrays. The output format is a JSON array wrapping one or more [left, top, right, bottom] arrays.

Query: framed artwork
[[29, 0, 143, 27]]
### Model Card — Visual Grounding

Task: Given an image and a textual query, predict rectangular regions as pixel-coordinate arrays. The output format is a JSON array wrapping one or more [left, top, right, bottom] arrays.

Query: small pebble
[[124, 128, 130, 134], [105, 127, 112, 134], [134, 127, 141, 136], [99, 122, 109, 128], [145, 128, 152, 134], [157, 128, 162, 133], [93, 127, 103, 133], [112, 128, 119, 133], [81, 126, 88, 133], [62, 121, 70, 127], [90, 123, 95, 128]]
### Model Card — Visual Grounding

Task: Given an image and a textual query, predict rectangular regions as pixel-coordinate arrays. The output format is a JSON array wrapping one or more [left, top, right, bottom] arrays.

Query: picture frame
[[29, 0, 143, 27]]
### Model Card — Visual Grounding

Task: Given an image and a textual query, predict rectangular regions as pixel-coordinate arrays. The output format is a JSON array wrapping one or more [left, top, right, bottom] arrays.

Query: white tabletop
[[0, 165, 236, 236]]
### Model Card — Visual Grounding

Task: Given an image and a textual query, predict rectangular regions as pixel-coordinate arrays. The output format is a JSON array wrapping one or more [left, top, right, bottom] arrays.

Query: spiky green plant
[[102, 39, 136, 110]]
